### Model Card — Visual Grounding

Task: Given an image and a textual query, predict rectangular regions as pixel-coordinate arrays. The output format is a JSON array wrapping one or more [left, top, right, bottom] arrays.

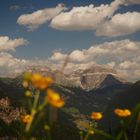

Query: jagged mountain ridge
[[67, 65, 126, 89], [14, 64, 128, 90]]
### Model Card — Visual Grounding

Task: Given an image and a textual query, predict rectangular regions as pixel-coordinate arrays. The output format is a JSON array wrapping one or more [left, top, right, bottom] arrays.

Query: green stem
[[120, 119, 128, 140], [133, 111, 140, 140], [31, 102, 48, 131], [84, 132, 90, 140], [46, 129, 52, 140], [124, 131, 128, 140], [49, 106, 57, 128], [25, 90, 40, 133], [38, 100, 47, 112], [27, 98, 32, 112]]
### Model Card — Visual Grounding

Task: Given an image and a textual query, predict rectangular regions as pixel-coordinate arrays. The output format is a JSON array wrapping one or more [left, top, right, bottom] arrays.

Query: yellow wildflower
[[44, 125, 50, 131], [90, 112, 103, 120], [114, 108, 131, 117], [21, 115, 32, 124], [23, 72, 32, 81], [31, 73, 53, 90], [79, 131, 83, 135], [22, 80, 29, 88], [89, 130, 94, 135], [46, 89, 65, 108], [25, 90, 32, 97]]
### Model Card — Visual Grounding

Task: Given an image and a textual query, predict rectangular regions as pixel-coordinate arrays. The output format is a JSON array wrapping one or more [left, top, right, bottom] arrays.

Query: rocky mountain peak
[[21, 64, 127, 90], [66, 64, 126, 90]]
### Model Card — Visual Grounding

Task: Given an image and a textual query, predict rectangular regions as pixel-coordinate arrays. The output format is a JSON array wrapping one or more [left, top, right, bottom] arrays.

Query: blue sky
[[0, 0, 140, 81], [0, 0, 139, 58], [0, 0, 105, 59]]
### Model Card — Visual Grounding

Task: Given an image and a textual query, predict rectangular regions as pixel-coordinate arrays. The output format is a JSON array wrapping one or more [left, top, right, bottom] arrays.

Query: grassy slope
[[0, 77, 139, 140]]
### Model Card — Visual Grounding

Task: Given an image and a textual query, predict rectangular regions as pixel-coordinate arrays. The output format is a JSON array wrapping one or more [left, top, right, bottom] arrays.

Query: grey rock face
[[66, 65, 126, 90], [25, 64, 126, 90]]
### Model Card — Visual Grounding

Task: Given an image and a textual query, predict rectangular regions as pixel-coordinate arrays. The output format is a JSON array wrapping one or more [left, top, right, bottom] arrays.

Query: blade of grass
[[126, 103, 140, 128], [115, 130, 123, 140]]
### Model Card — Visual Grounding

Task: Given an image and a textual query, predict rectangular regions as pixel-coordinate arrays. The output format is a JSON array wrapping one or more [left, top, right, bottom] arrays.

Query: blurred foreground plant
[[79, 104, 140, 140], [0, 71, 139, 140], [0, 97, 20, 125], [21, 72, 65, 139], [21, 72, 140, 140]]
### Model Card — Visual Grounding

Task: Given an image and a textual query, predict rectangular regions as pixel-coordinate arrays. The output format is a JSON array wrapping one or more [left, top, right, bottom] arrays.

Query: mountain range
[[0, 64, 139, 139], [20, 64, 129, 90]]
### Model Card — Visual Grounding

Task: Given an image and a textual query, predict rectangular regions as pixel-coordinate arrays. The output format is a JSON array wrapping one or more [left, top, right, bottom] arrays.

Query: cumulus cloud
[[17, 0, 140, 36], [17, 4, 66, 31], [51, 0, 124, 31], [125, 0, 140, 4], [50, 0, 140, 37], [96, 12, 140, 36], [134, 70, 140, 77], [0, 38, 139, 81], [0, 52, 52, 77], [119, 61, 138, 69], [0, 53, 27, 75], [61, 61, 97, 73], [69, 50, 89, 62], [0, 36, 28, 52], [50, 39, 140, 63], [68, 39, 139, 63], [50, 51, 67, 61], [107, 62, 116, 69], [50, 39, 140, 81], [0, 35, 29, 76]]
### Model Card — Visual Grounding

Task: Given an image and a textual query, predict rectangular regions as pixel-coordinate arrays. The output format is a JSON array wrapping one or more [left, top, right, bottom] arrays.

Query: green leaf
[[126, 102, 140, 128]]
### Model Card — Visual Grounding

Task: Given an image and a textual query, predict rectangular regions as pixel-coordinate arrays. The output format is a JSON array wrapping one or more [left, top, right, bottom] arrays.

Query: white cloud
[[134, 70, 140, 77], [0, 38, 139, 81], [107, 62, 116, 68], [126, 0, 140, 4], [70, 50, 89, 62], [50, 51, 67, 61], [17, 0, 140, 36], [50, 39, 140, 81], [119, 61, 138, 69], [0, 35, 29, 76], [17, 4, 66, 31], [0, 52, 27, 76], [51, 0, 124, 31], [50, 0, 140, 37], [96, 12, 140, 36], [0, 36, 28, 52], [64, 39, 139, 64], [0, 52, 51, 77], [63, 61, 96, 72]]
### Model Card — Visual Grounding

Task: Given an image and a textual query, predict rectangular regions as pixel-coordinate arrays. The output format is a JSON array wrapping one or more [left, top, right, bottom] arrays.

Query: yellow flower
[[22, 80, 29, 88], [25, 91, 32, 97], [89, 130, 94, 135], [44, 125, 50, 131], [46, 89, 65, 108], [114, 109, 131, 117], [31, 73, 53, 90], [23, 72, 32, 81], [90, 112, 103, 120], [21, 115, 32, 124]]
